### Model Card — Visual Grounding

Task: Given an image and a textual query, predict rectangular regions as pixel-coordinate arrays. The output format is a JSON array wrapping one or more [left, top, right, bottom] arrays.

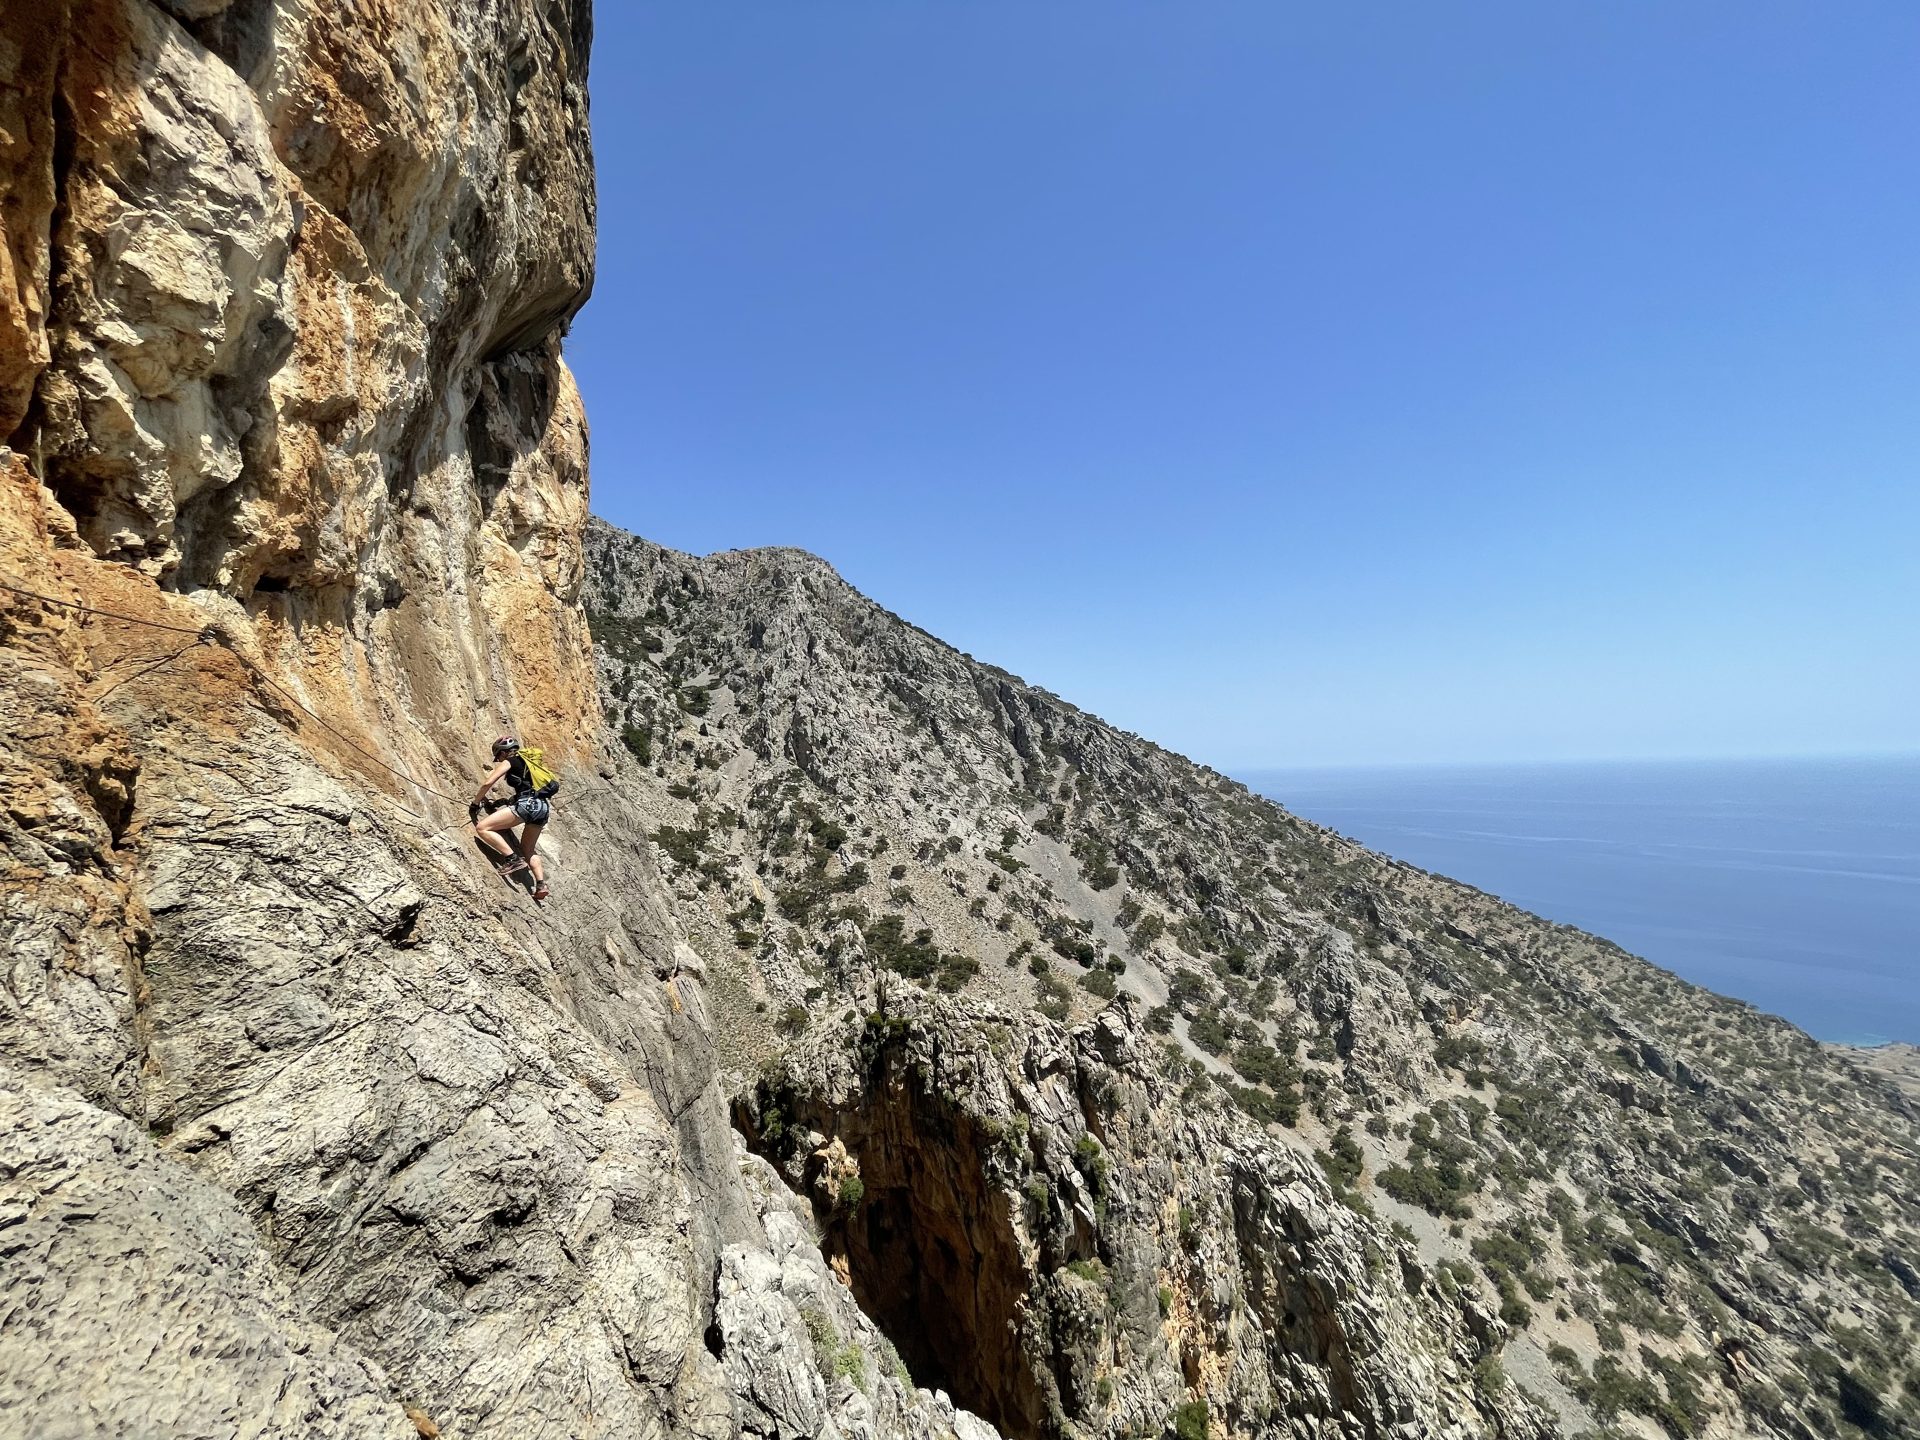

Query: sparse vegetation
[[587, 529, 1920, 1440], [1173, 1399, 1209, 1440]]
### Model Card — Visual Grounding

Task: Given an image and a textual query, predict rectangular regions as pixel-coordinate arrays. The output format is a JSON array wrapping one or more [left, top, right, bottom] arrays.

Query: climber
[[470, 734, 558, 901]]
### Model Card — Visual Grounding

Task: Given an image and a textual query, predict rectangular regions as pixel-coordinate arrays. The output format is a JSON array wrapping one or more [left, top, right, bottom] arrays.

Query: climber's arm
[[471, 759, 511, 815]]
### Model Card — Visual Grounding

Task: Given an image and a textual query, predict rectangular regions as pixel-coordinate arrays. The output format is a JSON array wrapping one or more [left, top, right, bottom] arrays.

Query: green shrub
[[776, 861, 869, 922], [1036, 974, 1071, 1022], [621, 725, 652, 763], [1173, 1399, 1209, 1440], [1188, 1010, 1231, 1055], [801, 1305, 836, 1372], [1433, 1033, 1488, 1072], [1224, 1081, 1298, 1127], [863, 916, 939, 977], [1577, 1355, 1661, 1423], [1073, 1134, 1109, 1198], [1232, 1040, 1296, 1089], [651, 825, 709, 868], [1473, 1355, 1507, 1397], [1079, 968, 1118, 1000], [1072, 835, 1121, 891], [936, 953, 980, 992], [833, 1342, 867, 1392], [1378, 1162, 1474, 1218], [1049, 930, 1099, 967], [1318, 1126, 1364, 1189]]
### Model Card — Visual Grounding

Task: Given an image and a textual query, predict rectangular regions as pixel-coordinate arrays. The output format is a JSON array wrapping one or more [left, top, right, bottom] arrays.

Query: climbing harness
[[511, 792, 552, 825]]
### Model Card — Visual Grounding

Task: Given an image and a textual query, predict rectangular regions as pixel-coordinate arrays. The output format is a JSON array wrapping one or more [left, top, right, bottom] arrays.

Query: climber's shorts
[[512, 794, 551, 825]]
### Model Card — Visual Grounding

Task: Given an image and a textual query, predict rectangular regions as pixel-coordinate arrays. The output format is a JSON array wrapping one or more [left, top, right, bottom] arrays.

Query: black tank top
[[504, 753, 534, 794]]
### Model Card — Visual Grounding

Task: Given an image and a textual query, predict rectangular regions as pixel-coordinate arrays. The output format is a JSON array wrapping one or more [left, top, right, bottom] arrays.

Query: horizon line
[[1230, 747, 1920, 775]]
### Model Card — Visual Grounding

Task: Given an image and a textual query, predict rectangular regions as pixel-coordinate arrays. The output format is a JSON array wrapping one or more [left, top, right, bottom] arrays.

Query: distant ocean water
[[1241, 755, 1920, 1046]]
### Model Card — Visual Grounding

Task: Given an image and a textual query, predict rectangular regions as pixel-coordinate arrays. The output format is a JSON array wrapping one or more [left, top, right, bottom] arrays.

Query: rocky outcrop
[[717, 1144, 1005, 1440], [587, 520, 1920, 1440], [741, 990, 1546, 1440], [1830, 1042, 1920, 1105], [0, 6, 995, 1437], [3, 0, 598, 749], [0, 1075, 416, 1440]]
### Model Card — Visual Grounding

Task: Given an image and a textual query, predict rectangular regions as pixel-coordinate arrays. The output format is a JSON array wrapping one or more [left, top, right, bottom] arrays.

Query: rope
[[423, 781, 627, 840], [91, 636, 210, 702], [0, 578, 210, 636], [553, 783, 623, 809], [3, 573, 465, 807], [236, 664, 466, 804]]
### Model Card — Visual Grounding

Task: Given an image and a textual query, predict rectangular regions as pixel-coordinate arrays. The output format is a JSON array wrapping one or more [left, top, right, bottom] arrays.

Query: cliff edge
[[0, 6, 987, 1437]]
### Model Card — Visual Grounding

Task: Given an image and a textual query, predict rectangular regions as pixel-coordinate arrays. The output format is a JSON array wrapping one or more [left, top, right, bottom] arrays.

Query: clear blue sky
[[568, 2, 1919, 770]]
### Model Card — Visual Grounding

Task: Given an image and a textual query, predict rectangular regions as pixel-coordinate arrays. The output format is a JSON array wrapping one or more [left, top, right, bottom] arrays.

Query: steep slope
[[0, 6, 994, 1438], [586, 520, 1920, 1440], [5, 5, 1913, 1438]]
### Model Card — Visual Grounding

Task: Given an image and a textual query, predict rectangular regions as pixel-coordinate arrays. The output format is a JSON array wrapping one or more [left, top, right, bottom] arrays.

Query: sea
[[1241, 754, 1920, 1047]]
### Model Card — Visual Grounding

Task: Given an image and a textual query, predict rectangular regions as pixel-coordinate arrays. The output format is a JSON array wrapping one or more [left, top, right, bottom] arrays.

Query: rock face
[[1, 6, 987, 1438], [1830, 1043, 1920, 1104], [739, 992, 1544, 1440], [585, 522, 1920, 1440]]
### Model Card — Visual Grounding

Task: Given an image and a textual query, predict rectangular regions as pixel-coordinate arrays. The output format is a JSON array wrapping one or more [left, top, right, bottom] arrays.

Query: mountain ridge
[[585, 512, 1920, 1440]]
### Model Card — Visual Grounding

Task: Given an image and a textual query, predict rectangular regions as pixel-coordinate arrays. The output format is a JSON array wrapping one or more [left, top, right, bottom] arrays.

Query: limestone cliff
[[0, 6, 986, 1438]]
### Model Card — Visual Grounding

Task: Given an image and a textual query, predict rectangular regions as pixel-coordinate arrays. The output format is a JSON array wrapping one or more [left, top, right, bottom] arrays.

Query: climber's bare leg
[[475, 807, 522, 860], [518, 821, 546, 884]]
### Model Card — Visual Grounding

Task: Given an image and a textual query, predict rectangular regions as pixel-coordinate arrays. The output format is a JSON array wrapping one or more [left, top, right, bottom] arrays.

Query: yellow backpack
[[519, 747, 560, 796]]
